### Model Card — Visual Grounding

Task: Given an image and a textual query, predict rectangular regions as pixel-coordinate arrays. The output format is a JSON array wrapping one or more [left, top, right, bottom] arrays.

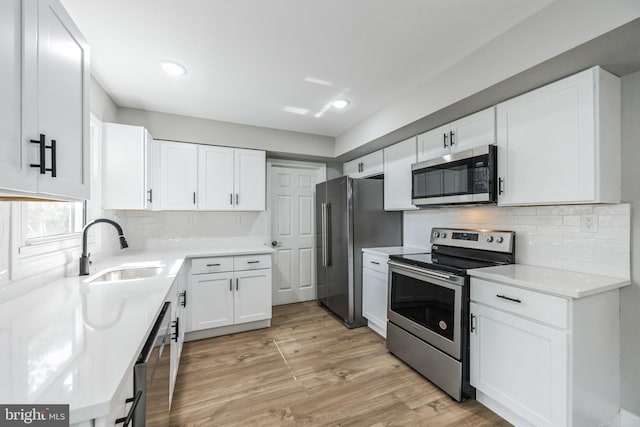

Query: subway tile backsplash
[[403, 204, 631, 279]]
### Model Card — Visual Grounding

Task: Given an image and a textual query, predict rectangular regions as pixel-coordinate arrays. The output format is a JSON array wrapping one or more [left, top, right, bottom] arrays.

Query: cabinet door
[[160, 141, 198, 210], [190, 272, 234, 331], [359, 150, 383, 178], [449, 107, 495, 153], [234, 149, 266, 211], [0, 0, 36, 193], [383, 137, 417, 211], [234, 269, 272, 324], [362, 267, 388, 337], [30, 0, 90, 199], [343, 158, 360, 178], [497, 69, 595, 205], [144, 131, 155, 210], [470, 302, 568, 427], [417, 124, 450, 162], [197, 145, 234, 210]]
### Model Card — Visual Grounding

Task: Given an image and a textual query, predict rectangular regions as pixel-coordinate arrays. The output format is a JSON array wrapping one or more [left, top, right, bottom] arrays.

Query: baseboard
[[603, 409, 640, 427], [476, 391, 535, 427], [185, 319, 271, 342]]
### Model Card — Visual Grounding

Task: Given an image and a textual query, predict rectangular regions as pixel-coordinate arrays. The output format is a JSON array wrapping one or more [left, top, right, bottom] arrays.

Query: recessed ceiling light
[[161, 61, 187, 76], [332, 99, 349, 109], [283, 106, 310, 115]]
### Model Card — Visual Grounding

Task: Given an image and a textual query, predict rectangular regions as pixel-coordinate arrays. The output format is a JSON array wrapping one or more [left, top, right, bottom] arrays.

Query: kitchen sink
[[87, 266, 163, 283]]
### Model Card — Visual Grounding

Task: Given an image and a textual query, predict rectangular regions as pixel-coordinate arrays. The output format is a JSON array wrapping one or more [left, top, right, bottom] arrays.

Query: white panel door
[[32, 0, 90, 199], [362, 267, 388, 337], [190, 272, 234, 331], [270, 166, 317, 305], [449, 107, 495, 153], [234, 270, 272, 324], [160, 141, 198, 210], [0, 0, 36, 194], [234, 148, 265, 211], [470, 302, 568, 427], [383, 137, 417, 211], [417, 124, 450, 162], [497, 69, 595, 205], [197, 145, 234, 210]]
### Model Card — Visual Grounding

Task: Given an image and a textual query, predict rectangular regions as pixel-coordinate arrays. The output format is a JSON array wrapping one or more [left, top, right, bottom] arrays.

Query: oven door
[[387, 262, 463, 359], [411, 145, 496, 206]]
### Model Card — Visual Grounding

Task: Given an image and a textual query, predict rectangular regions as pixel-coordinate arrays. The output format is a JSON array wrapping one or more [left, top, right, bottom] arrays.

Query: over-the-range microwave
[[411, 145, 497, 207]]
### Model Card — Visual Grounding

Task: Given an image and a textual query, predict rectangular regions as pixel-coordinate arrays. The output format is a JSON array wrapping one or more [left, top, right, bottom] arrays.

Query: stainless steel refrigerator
[[316, 176, 402, 328]]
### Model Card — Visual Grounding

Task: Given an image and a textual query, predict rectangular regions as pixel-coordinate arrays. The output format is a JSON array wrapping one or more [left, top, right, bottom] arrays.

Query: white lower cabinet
[[189, 254, 272, 334], [362, 252, 390, 338], [170, 266, 187, 402], [91, 369, 134, 427], [470, 277, 621, 427]]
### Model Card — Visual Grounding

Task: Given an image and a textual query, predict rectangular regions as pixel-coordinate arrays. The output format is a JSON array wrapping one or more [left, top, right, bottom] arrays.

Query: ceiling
[[61, 0, 555, 137]]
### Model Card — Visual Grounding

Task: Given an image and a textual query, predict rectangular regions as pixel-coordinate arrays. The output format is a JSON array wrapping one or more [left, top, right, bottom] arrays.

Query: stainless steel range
[[387, 228, 515, 401]]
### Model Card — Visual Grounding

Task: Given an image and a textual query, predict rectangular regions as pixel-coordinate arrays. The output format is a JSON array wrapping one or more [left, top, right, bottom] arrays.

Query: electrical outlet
[[580, 213, 598, 233]]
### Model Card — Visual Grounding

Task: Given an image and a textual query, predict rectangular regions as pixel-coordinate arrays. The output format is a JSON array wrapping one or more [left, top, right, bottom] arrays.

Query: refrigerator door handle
[[325, 203, 331, 266], [321, 203, 327, 267]]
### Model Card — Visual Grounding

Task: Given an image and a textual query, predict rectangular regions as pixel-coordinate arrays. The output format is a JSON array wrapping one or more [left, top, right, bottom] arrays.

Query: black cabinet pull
[[47, 139, 57, 177], [449, 131, 455, 146], [115, 390, 142, 426], [370, 261, 380, 265], [236, 278, 239, 291], [206, 263, 220, 267], [230, 193, 233, 205], [229, 278, 232, 291], [30, 134, 46, 174], [172, 318, 180, 342], [180, 290, 187, 307], [496, 294, 521, 303], [470, 313, 477, 333], [193, 192, 196, 205], [443, 133, 448, 148], [247, 260, 260, 264], [498, 177, 505, 195], [236, 193, 239, 205], [147, 189, 153, 203]]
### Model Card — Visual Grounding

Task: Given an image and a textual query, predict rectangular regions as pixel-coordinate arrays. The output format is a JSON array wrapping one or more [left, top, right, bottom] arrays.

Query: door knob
[[271, 241, 282, 247]]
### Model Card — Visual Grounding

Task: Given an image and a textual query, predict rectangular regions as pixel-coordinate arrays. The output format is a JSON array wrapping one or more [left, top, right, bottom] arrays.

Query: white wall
[[620, 70, 640, 415], [117, 107, 334, 159], [335, 0, 640, 156], [90, 75, 118, 122], [404, 204, 631, 279]]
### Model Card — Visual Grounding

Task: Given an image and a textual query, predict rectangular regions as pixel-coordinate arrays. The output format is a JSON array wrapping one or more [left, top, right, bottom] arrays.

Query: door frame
[[266, 159, 326, 304]]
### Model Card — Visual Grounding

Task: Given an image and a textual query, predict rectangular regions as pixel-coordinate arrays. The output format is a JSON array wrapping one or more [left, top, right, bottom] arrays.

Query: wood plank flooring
[[170, 301, 510, 426]]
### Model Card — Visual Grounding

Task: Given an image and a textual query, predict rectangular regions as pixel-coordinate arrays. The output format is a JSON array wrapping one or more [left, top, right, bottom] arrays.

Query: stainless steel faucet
[[79, 218, 128, 276]]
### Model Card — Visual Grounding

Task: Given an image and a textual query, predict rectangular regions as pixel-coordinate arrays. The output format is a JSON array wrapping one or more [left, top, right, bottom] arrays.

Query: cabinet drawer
[[234, 254, 271, 271], [470, 278, 568, 329], [362, 253, 389, 274], [191, 257, 234, 274]]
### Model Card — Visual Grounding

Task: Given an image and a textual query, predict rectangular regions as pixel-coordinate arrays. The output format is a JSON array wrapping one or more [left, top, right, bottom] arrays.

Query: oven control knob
[[496, 237, 504, 244], [440, 232, 447, 238], [486, 236, 494, 243], [433, 231, 440, 238]]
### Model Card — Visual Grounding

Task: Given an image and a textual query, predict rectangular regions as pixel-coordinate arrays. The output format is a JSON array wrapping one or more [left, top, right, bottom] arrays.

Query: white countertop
[[362, 246, 427, 257], [468, 264, 631, 299], [0, 246, 273, 424]]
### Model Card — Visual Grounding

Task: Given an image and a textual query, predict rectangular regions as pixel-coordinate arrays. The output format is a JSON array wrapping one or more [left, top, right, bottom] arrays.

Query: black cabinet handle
[[30, 134, 46, 174], [247, 260, 260, 264], [470, 313, 477, 333], [115, 390, 142, 426], [236, 278, 239, 291], [172, 318, 180, 342], [443, 133, 448, 148], [496, 294, 521, 303], [206, 263, 220, 267], [147, 188, 153, 203], [180, 290, 186, 307], [193, 192, 196, 205], [229, 278, 232, 291], [498, 177, 505, 195], [449, 131, 455, 146], [47, 139, 57, 177], [370, 261, 380, 265], [236, 193, 239, 205], [230, 193, 233, 205]]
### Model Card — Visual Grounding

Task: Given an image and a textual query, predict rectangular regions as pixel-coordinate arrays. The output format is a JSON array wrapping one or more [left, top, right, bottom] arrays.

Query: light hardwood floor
[[170, 301, 510, 426]]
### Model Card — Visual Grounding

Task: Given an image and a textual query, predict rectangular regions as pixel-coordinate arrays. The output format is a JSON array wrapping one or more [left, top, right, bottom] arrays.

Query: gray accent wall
[[621, 70, 640, 414]]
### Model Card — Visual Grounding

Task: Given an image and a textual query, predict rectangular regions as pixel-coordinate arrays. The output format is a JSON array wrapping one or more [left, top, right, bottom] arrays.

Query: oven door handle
[[388, 261, 453, 281]]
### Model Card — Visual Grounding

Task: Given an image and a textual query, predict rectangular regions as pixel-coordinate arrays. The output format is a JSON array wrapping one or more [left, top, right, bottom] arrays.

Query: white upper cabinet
[[383, 137, 417, 211], [198, 146, 265, 211], [417, 107, 495, 162], [198, 145, 235, 210], [160, 141, 198, 210], [343, 149, 383, 178], [497, 66, 621, 206], [102, 123, 157, 210], [1, 0, 89, 200], [234, 148, 266, 211]]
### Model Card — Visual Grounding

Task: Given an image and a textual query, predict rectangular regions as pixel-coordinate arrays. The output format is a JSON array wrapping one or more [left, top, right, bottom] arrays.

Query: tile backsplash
[[404, 203, 631, 278]]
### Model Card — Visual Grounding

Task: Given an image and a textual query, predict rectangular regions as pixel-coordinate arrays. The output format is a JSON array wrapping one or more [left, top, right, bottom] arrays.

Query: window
[[23, 201, 84, 243]]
